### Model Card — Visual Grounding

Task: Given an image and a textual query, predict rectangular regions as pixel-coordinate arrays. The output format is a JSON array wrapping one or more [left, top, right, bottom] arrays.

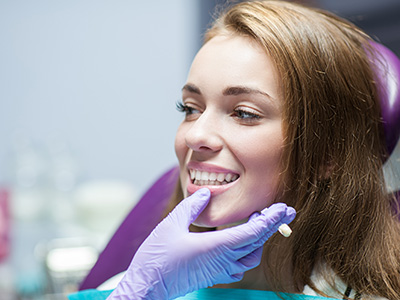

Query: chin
[[192, 208, 246, 228], [192, 211, 220, 228]]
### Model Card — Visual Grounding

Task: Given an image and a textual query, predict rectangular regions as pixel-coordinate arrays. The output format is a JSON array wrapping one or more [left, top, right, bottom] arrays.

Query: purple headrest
[[370, 42, 400, 157]]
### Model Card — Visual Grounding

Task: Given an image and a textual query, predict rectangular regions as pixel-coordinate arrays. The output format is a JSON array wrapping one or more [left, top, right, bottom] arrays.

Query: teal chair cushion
[[69, 288, 340, 300]]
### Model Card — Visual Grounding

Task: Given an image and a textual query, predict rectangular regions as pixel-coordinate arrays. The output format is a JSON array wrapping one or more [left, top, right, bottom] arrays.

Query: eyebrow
[[222, 86, 272, 99], [182, 83, 201, 95], [182, 83, 273, 100]]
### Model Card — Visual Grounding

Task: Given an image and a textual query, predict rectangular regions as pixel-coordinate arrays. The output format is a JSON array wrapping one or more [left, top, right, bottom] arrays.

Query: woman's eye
[[176, 101, 201, 118], [233, 108, 261, 122]]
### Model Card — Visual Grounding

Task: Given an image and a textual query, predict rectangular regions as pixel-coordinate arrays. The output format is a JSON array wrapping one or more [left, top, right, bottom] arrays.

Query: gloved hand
[[107, 188, 296, 300]]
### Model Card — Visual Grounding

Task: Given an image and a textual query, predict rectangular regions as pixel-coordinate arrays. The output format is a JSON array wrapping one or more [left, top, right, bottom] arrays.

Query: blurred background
[[0, 0, 399, 299]]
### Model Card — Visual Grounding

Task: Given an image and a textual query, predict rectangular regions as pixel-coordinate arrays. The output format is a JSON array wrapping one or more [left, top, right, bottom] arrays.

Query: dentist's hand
[[107, 188, 296, 300]]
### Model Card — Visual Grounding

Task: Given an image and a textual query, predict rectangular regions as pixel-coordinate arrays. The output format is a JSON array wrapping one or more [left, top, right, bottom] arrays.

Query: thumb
[[172, 188, 211, 228]]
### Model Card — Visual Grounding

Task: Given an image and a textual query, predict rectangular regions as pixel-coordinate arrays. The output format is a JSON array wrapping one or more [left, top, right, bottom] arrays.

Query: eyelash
[[232, 108, 261, 121], [176, 101, 200, 116], [176, 101, 262, 123]]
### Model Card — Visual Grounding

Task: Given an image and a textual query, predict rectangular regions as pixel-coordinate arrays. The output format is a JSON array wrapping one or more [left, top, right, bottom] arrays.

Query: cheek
[[235, 129, 284, 195], [250, 142, 282, 172], [237, 130, 283, 169]]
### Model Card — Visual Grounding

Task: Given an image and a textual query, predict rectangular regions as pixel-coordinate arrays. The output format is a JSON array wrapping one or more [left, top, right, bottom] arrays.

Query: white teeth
[[225, 173, 232, 182], [209, 172, 217, 181], [196, 170, 201, 180], [189, 169, 239, 186], [217, 173, 225, 182]]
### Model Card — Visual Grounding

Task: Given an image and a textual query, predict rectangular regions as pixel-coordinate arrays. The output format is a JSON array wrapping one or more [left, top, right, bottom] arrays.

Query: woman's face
[[175, 34, 284, 227]]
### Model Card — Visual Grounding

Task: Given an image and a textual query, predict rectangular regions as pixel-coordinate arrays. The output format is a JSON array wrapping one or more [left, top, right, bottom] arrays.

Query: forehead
[[186, 35, 281, 99]]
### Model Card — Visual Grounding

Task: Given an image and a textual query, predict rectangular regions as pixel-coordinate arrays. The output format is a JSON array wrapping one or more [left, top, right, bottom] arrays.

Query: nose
[[185, 110, 223, 153]]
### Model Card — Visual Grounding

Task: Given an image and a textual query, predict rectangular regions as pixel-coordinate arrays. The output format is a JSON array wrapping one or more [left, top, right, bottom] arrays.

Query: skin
[[175, 34, 284, 228]]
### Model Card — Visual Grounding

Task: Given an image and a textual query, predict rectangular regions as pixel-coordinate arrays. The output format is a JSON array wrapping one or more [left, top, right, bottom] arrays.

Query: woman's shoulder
[[302, 263, 388, 300]]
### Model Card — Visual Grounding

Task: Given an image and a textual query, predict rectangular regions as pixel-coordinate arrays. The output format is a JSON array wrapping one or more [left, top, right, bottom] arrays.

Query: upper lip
[[186, 161, 239, 175]]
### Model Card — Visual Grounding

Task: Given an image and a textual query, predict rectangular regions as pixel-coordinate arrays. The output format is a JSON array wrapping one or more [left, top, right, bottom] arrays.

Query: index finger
[[221, 203, 296, 250]]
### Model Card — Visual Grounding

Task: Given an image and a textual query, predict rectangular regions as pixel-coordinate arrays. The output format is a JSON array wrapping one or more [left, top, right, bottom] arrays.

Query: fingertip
[[261, 203, 296, 220], [258, 204, 296, 231], [195, 187, 211, 199], [188, 188, 211, 206], [279, 207, 296, 226], [184, 188, 211, 225], [286, 207, 296, 221]]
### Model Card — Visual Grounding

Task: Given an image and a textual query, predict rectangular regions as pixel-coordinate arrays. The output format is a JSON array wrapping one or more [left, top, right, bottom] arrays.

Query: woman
[[88, 1, 400, 299]]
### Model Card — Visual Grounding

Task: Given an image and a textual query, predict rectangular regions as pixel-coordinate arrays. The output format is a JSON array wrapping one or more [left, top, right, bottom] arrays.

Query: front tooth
[[201, 171, 209, 181], [217, 173, 225, 182], [190, 169, 195, 180], [195, 170, 202, 181], [225, 173, 232, 182], [209, 172, 217, 181]]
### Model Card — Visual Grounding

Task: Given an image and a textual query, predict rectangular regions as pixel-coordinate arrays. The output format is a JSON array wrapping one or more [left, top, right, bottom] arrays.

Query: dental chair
[[79, 165, 179, 290], [79, 42, 400, 292]]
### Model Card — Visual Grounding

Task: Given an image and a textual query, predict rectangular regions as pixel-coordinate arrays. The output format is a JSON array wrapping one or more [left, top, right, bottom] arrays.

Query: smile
[[189, 169, 239, 186]]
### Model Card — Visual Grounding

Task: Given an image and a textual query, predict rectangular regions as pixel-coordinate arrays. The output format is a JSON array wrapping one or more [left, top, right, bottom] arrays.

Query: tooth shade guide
[[278, 224, 292, 237]]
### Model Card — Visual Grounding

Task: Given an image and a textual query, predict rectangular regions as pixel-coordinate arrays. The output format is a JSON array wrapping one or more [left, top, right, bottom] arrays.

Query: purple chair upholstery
[[370, 42, 400, 157], [79, 43, 400, 291]]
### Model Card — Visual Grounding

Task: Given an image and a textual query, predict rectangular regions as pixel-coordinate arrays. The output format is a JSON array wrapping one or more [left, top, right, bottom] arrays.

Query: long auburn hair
[[167, 1, 400, 299]]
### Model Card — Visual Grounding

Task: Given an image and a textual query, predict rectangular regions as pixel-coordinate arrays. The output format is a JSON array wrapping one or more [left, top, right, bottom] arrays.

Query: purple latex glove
[[107, 188, 296, 300]]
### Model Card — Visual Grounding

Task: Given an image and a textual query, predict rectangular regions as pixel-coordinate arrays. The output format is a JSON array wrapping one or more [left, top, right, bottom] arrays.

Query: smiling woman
[[163, 0, 400, 299]]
